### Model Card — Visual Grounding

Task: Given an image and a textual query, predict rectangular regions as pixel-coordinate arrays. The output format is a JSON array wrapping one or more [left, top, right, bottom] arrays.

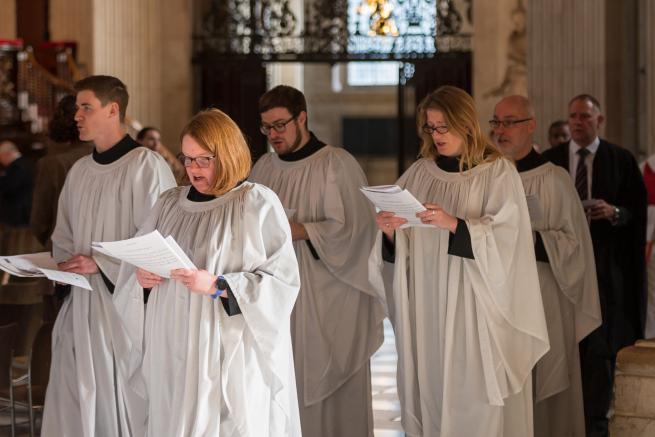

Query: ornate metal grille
[[196, 0, 471, 62]]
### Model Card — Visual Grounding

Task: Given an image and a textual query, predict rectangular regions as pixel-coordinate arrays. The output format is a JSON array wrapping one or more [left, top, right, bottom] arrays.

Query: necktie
[[575, 148, 590, 200]]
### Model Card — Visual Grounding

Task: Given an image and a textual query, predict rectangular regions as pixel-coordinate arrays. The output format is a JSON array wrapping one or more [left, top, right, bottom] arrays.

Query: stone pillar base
[[610, 339, 655, 436]]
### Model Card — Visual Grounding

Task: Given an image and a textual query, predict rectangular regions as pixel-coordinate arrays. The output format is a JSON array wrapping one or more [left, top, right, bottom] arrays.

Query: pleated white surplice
[[249, 146, 385, 437], [370, 157, 549, 437], [521, 162, 601, 437], [114, 183, 302, 437], [42, 147, 176, 437]]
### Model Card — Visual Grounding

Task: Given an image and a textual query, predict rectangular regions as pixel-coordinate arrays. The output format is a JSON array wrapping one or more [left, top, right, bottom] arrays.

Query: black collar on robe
[[515, 148, 547, 172], [187, 185, 216, 202], [436, 155, 467, 172], [187, 181, 247, 202], [278, 132, 326, 162], [92, 134, 139, 164]]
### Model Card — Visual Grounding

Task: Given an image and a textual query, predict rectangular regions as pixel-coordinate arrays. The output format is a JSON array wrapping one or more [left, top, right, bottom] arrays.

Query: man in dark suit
[[542, 94, 647, 437]]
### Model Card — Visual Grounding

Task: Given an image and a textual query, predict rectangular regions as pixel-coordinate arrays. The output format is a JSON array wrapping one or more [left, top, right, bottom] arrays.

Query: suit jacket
[[0, 156, 35, 227], [543, 139, 647, 353]]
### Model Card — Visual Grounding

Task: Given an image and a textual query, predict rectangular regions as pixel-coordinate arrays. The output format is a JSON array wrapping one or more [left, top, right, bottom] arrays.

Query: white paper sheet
[[525, 194, 544, 221], [92, 230, 197, 278], [0, 252, 59, 277], [0, 252, 93, 290], [582, 198, 600, 209], [40, 268, 93, 290], [360, 185, 430, 228]]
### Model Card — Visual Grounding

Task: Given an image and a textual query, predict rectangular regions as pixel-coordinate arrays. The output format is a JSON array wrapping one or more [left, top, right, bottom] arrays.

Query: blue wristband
[[210, 275, 228, 300]]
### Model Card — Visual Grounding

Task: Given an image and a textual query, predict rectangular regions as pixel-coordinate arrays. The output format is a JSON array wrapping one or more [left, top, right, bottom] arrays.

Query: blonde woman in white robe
[[117, 109, 302, 436], [371, 86, 549, 437]]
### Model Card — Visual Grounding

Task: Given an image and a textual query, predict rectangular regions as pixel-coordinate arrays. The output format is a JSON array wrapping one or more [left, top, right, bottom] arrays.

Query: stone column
[[639, 0, 655, 157], [473, 0, 528, 133], [0, 0, 16, 39], [527, 0, 606, 147], [50, 0, 94, 73], [93, 0, 163, 132], [158, 0, 193, 151]]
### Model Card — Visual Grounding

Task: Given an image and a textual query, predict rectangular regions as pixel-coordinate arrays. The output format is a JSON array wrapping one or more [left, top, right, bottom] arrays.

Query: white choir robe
[[249, 145, 385, 437], [520, 162, 601, 437], [113, 183, 302, 437], [42, 148, 176, 437], [640, 156, 655, 338], [370, 157, 550, 437]]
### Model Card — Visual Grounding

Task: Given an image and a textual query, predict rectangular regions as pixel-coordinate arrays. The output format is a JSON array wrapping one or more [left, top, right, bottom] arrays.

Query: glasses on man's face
[[178, 154, 216, 168], [489, 118, 532, 129], [260, 115, 296, 136], [422, 124, 449, 135]]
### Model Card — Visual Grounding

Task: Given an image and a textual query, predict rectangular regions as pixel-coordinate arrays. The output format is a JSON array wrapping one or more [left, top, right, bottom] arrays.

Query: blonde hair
[[417, 86, 501, 171], [180, 108, 252, 196]]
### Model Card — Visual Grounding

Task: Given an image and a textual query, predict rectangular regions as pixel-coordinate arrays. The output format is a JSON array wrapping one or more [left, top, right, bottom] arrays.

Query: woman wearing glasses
[[371, 86, 548, 437], [114, 108, 302, 436]]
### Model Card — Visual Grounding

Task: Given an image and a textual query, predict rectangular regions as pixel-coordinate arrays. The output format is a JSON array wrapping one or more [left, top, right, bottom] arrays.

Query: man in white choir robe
[[493, 95, 602, 437], [41, 75, 176, 437], [248, 85, 385, 437]]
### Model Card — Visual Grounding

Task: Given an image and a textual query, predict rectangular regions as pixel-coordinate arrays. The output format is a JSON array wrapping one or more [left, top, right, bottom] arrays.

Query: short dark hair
[[49, 95, 79, 143], [137, 127, 159, 141], [258, 85, 307, 120], [569, 94, 601, 112], [548, 119, 568, 132], [74, 75, 129, 122]]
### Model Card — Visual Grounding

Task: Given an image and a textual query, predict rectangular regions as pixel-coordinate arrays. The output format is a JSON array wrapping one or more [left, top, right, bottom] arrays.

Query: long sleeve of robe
[[249, 145, 385, 437], [113, 183, 301, 437], [370, 157, 549, 437], [42, 147, 176, 437], [519, 162, 601, 437]]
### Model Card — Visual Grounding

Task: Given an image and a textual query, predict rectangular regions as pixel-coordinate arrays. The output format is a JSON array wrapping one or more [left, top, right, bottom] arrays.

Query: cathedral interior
[[1, 0, 655, 435]]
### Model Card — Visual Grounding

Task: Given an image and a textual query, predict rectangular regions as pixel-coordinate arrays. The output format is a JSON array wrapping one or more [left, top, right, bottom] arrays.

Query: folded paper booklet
[[0, 252, 93, 290], [92, 230, 196, 278], [360, 185, 431, 228]]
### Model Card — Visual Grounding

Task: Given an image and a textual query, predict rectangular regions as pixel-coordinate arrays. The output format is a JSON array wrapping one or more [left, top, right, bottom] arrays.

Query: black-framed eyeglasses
[[178, 154, 216, 168], [422, 124, 450, 135], [260, 116, 297, 135], [489, 118, 532, 129]]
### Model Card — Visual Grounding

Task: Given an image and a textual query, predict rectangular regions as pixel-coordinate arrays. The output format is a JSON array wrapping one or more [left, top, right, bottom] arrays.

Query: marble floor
[[372, 318, 404, 437]]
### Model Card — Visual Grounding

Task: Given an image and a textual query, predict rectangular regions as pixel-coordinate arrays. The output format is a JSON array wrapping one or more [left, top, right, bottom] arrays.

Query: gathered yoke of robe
[[42, 135, 176, 437], [249, 136, 385, 407], [370, 156, 549, 437], [113, 183, 302, 437], [516, 150, 601, 437]]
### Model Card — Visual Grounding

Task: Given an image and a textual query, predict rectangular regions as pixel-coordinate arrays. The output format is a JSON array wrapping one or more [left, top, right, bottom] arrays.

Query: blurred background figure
[[30, 95, 93, 250], [137, 126, 187, 184], [0, 139, 40, 256], [548, 119, 571, 148]]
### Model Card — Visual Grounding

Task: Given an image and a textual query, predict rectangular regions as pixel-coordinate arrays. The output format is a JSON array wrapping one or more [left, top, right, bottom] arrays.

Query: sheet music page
[[360, 185, 431, 228], [39, 268, 93, 291], [93, 230, 197, 278], [164, 236, 196, 269], [0, 252, 59, 277]]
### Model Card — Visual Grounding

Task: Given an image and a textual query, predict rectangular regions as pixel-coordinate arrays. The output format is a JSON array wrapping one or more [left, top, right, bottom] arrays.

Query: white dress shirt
[[568, 137, 600, 199]]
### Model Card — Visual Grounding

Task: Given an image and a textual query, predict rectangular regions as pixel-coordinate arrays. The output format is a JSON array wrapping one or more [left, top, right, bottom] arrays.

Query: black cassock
[[543, 139, 647, 437]]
